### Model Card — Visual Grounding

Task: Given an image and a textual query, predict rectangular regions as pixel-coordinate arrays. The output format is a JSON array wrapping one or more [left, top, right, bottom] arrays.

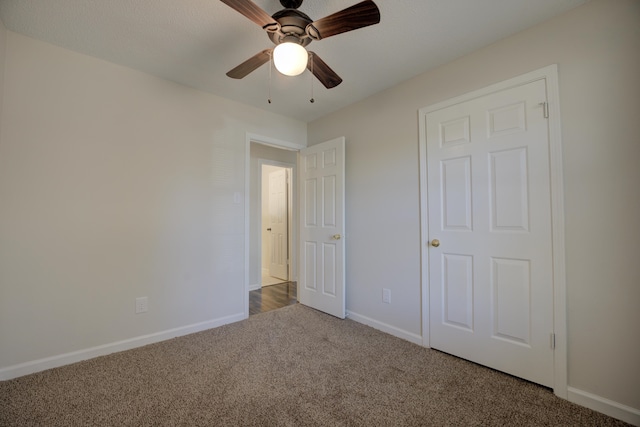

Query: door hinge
[[550, 333, 556, 349], [539, 102, 549, 119]]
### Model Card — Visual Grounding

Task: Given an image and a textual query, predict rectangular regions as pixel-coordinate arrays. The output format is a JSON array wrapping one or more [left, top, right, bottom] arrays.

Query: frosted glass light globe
[[273, 43, 308, 76]]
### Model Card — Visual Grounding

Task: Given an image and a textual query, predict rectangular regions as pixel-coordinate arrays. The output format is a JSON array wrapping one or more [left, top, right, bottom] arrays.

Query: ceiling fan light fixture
[[273, 42, 308, 76]]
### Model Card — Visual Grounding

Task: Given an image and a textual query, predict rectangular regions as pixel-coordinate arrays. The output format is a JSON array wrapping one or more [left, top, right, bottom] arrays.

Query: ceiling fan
[[220, 0, 381, 89]]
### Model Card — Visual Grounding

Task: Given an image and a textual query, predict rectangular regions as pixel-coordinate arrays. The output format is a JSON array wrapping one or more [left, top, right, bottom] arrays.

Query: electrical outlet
[[135, 297, 148, 314], [382, 288, 391, 304]]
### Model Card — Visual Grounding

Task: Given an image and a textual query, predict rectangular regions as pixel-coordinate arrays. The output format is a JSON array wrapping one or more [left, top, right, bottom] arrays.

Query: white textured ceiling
[[0, 0, 588, 122]]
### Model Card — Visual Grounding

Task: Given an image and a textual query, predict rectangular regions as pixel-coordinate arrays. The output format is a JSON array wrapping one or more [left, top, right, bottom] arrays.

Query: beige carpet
[[0, 304, 629, 426]]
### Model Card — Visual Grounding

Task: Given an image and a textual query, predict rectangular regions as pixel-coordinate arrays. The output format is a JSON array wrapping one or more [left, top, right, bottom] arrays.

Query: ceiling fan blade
[[308, 52, 342, 89], [220, 0, 280, 31], [226, 49, 272, 79], [306, 0, 380, 40]]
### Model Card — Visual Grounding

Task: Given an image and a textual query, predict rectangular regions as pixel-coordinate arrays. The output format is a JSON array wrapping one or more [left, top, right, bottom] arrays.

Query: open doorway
[[247, 141, 298, 316], [245, 135, 347, 318]]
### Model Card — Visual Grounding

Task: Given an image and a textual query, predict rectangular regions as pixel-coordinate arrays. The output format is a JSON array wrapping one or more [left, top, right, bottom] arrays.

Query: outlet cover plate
[[382, 288, 391, 304], [135, 297, 148, 314]]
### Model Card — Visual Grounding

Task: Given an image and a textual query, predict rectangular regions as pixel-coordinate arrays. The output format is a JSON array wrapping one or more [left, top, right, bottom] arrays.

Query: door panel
[[491, 257, 531, 344], [442, 156, 472, 231], [490, 148, 529, 231], [427, 79, 554, 387], [299, 137, 345, 319], [442, 253, 474, 331], [268, 169, 288, 280]]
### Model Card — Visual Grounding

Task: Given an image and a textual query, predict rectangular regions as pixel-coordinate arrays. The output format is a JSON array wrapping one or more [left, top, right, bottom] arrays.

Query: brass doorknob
[[431, 239, 440, 247], [332, 234, 342, 240]]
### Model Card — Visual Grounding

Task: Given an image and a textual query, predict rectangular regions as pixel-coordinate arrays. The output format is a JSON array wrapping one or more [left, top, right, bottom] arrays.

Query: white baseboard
[[346, 310, 423, 345], [0, 312, 246, 381], [568, 387, 640, 426]]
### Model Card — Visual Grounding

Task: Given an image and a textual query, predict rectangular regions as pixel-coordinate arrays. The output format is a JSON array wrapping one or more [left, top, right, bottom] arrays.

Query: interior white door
[[426, 79, 554, 387], [268, 168, 288, 280], [299, 137, 345, 319]]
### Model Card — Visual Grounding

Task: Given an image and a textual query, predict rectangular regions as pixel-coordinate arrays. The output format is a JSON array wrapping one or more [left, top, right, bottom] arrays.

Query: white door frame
[[418, 65, 567, 398], [244, 133, 305, 319]]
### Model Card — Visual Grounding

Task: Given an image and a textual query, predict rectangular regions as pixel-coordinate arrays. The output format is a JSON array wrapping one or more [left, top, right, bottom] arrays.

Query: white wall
[[0, 31, 306, 375], [308, 0, 640, 418], [248, 143, 296, 289]]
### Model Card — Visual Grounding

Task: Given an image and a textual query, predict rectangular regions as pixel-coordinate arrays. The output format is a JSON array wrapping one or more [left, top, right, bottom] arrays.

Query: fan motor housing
[[268, 9, 313, 47]]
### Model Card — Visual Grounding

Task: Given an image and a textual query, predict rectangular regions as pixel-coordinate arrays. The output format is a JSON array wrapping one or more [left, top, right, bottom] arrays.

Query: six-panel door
[[299, 137, 346, 319], [426, 79, 554, 387]]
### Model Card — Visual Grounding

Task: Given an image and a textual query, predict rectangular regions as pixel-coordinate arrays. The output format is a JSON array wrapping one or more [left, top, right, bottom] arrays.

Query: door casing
[[418, 65, 567, 398]]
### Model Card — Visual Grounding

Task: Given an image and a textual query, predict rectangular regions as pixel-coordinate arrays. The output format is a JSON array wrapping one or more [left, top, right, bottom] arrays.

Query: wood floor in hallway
[[249, 282, 297, 315]]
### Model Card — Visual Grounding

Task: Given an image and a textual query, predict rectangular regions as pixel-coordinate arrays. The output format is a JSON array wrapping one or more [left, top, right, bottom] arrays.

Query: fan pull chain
[[309, 53, 315, 104], [268, 51, 273, 104]]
